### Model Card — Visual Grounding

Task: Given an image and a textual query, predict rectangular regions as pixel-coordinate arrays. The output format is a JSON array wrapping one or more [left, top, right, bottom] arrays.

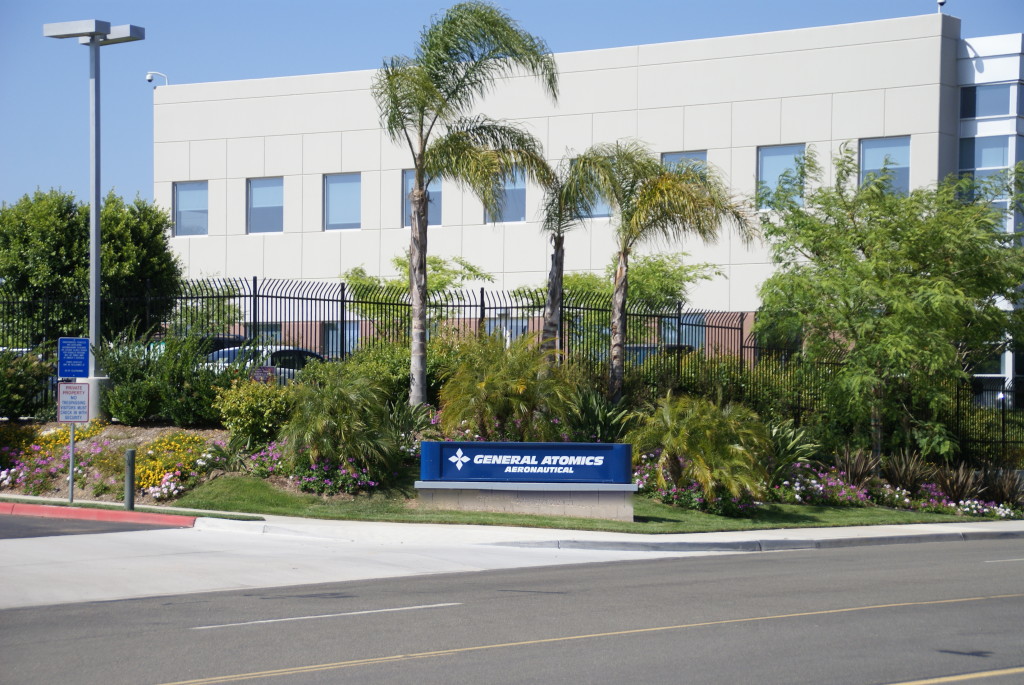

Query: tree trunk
[[608, 248, 629, 403], [540, 233, 565, 356], [408, 183, 429, 406]]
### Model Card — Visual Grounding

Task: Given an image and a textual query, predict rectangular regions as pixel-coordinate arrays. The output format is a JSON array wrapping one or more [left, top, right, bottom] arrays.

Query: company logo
[[449, 448, 470, 471]]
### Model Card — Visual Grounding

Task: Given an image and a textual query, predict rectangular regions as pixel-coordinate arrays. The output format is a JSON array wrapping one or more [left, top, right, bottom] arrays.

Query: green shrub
[[881, 450, 935, 497], [104, 380, 160, 425], [763, 419, 821, 487], [564, 387, 635, 443], [0, 346, 54, 420], [214, 379, 292, 450], [153, 336, 235, 427], [628, 394, 768, 500], [280, 361, 426, 486], [438, 332, 574, 442], [96, 330, 162, 423], [341, 344, 410, 402]]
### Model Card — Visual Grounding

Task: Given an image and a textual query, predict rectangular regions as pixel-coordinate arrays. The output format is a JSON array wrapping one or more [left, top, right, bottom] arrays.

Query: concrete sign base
[[414, 481, 637, 522]]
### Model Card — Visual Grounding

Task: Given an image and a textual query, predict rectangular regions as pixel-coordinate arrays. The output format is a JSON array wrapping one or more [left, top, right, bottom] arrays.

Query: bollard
[[125, 448, 136, 511]]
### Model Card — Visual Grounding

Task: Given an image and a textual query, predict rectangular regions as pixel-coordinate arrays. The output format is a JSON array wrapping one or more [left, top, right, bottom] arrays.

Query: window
[[245, 323, 282, 343], [486, 167, 526, 223], [247, 177, 283, 233], [323, 320, 360, 358], [757, 144, 805, 207], [959, 136, 1012, 203], [485, 315, 528, 342], [173, 181, 208, 236], [860, 137, 911, 195], [402, 170, 441, 227], [585, 197, 612, 219], [662, 151, 707, 168], [324, 173, 360, 230], [960, 84, 1013, 119], [660, 313, 706, 351], [960, 136, 1010, 171]]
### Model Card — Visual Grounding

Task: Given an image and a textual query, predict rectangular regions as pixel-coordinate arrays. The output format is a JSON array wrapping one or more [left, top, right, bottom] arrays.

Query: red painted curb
[[0, 502, 14, 516], [3, 503, 196, 527]]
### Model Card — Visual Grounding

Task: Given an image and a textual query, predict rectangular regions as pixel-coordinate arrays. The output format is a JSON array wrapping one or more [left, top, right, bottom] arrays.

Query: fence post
[[1002, 384, 1008, 465], [339, 282, 347, 360], [478, 287, 486, 337], [251, 276, 259, 341], [144, 278, 151, 333], [738, 312, 746, 374], [558, 284, 566, 354], [124, 448, 136, 511]]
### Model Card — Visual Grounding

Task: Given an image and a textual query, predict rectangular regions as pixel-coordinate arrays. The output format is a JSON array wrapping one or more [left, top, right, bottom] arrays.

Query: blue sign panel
[[420, 441, 632, 484], [57, 337, 90, 378]]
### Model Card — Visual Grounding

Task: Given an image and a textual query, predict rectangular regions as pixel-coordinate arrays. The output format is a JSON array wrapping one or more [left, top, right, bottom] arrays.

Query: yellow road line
[[156, 593, 1024, 685], [883, 666, 1024, 684]]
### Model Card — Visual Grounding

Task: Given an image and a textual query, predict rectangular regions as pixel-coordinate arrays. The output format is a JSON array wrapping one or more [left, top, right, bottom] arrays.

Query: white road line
[[983, 558, 1024, 563], [193, 602, 461, 630]]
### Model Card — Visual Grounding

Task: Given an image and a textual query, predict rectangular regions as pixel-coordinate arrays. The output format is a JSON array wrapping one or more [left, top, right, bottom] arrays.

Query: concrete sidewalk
[[2, 496, 1023, 610]]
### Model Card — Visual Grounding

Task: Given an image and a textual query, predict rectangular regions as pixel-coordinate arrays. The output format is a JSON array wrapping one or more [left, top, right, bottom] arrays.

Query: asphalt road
[[2, 539, 1022, 685], [0, 514, 181, 539]]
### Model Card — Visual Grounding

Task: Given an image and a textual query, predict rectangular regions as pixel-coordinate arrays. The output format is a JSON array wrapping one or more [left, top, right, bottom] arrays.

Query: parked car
[[204, 345, 324, 383]]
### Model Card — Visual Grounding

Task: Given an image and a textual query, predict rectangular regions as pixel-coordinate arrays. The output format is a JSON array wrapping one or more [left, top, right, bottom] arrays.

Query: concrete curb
[[0, 502, 196, 527], [493, 530, 1024, 553]]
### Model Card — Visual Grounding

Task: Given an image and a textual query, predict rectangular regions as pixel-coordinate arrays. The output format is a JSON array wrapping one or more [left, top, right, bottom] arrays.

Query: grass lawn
[[174, 475, 972, 534]]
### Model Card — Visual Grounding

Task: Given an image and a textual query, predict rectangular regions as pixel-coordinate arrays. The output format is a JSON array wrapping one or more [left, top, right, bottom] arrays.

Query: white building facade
[[154, 13, 1024, 372]]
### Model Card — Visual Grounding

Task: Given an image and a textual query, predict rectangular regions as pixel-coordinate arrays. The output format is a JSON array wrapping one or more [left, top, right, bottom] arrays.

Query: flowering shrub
[[0, 422, 114, 496], [771, 463, 868, 507], [633, 451, 661, 496], [134, 433, 209, 489], [294, 462, 378, 496], [633, 452, 759, 516], [149, 472, 185, 500], [241, 441, 287, 478], [869, 483, 913, 509]]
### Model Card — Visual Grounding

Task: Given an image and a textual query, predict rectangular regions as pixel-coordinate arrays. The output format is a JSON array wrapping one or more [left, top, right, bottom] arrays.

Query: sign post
[[57, 382, 90, 504], [58, 338, 92, 503]]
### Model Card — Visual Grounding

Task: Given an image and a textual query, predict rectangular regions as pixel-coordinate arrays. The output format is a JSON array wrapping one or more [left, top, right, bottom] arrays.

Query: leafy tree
[[168, 281, 244, 337], [540, 252, 719, 309], [583, 141, 751, 402], [343, 254, 493, 294], [343, 254, 494, 344], [0, 189, 183, 343], [756, 149, 1024, 456], [372, 1, 558, 406]]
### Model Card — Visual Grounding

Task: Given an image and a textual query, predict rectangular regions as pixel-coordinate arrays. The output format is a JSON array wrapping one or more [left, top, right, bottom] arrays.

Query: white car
[[204, 345, 324, 383]]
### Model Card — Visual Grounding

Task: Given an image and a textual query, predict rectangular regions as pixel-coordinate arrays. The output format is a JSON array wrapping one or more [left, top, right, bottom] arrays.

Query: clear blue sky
[[1, 0, 1021, 207]]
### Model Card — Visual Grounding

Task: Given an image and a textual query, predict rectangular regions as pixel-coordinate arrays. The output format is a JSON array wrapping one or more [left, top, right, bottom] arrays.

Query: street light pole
[[44, 20, 144, 419], [88, 33, 101, 381]]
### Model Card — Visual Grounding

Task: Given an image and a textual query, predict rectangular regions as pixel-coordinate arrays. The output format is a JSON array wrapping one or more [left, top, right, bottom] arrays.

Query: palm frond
[[424, 116, 551, 218], [418, 1, 558, 122]]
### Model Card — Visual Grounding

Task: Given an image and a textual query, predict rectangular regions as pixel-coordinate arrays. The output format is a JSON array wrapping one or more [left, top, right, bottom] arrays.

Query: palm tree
[[372, 2, 558, 406], [627, 394, 768, 501], [538, 153, 608, 354], [588, 141, 753, 402]]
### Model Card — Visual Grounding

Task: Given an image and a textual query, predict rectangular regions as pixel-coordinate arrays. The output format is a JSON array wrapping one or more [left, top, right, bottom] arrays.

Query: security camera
[[146, 73, 154, 83]]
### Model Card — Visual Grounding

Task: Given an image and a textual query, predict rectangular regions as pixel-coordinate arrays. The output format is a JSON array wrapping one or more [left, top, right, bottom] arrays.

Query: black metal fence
[[3, 277, 1022, 463]]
